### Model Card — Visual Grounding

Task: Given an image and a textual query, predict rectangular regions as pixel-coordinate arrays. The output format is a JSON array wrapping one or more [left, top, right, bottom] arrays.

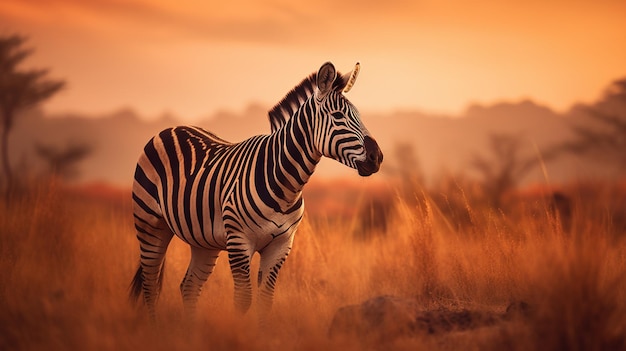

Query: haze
[[2, 0, 625, 120]]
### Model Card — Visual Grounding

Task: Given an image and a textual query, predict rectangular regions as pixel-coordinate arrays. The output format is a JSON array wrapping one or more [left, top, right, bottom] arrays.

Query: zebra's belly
[[163, 197, 304, 252], [175, 230, 228, 251], [162, 204, 229, 251]]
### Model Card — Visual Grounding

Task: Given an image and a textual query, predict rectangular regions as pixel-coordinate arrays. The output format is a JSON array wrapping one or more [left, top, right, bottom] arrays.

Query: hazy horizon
[[26, 90, 616, 124]]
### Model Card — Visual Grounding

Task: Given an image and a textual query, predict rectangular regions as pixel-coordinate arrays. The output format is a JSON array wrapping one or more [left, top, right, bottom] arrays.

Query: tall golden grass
[[1, 178, 625, 350]]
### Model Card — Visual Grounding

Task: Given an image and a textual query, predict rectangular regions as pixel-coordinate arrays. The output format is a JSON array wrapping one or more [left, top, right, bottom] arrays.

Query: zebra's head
[[313, 62, 383, 176]]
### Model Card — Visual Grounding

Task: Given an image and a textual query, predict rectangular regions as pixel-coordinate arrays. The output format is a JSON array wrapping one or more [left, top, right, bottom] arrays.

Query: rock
[[504, 300, 533, 320], [329, 295, 530, 339], [328, 295, 420, 339], [415, 309, 496, 334]]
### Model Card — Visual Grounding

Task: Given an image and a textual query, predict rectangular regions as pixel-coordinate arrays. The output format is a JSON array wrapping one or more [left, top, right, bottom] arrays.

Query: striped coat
[[130, 62, 383, 321]]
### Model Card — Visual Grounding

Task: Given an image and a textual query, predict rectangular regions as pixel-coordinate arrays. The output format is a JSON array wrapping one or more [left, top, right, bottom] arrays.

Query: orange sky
[[1, 0, 625, 120]]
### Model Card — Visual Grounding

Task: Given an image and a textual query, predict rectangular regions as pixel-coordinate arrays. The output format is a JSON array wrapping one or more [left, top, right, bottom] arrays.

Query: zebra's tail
[[128, 259, 167, 305], [129, 264, 144, 304]]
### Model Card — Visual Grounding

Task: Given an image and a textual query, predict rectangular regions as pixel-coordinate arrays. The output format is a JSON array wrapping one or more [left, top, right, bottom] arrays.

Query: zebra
[[129, 61, 383, 321]]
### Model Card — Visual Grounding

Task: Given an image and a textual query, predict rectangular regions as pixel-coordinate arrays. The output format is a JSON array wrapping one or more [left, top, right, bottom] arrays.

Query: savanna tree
[[384, 141, 424, 194], [564, 78, 626, 172], [35, 141, 93, 181], [0, 34, 65, 191], [470, 133, 537, 208]]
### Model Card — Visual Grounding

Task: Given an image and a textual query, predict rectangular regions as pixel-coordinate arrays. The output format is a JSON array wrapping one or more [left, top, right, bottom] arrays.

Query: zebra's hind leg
[[180, 246, 220, 316], [133, 217, 174, 320], [226, 233, 254, 314]]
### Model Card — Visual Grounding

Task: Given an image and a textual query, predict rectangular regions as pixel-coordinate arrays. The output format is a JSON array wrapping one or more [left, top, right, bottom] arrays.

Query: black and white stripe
[[129, 62, 383, 320]]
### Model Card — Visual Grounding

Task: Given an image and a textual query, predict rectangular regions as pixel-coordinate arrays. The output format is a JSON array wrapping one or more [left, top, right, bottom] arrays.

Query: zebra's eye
[[331, 112, 344, 121]]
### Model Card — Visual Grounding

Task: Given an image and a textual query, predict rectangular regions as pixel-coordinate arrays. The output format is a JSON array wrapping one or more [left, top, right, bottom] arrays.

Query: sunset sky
[[1, 0, 625, 121]]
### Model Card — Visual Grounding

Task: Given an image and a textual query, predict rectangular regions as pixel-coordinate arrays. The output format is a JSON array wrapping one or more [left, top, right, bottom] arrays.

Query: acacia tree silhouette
[[470, 133, 540, 208], [384, 141, 424, 195], [35, 142, 93, 181], [563, 78, 626, 172], [0, 34, 65, 193]]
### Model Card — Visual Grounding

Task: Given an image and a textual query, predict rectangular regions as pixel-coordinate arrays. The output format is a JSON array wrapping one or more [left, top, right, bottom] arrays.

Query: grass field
[[1, 178, 626, 350]]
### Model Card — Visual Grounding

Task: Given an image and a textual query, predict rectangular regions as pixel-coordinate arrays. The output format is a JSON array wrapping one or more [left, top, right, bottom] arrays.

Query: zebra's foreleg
[[180, 246, 220, 317], [257, 234, 294, 323], [226, 233, 254, 314]]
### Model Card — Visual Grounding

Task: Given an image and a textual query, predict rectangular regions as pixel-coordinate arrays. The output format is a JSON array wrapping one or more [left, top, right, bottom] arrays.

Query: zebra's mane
[[267, 71, 348, 133]]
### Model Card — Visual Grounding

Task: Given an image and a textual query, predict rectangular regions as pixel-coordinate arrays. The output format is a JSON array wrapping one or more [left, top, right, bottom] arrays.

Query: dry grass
[[1, 179, 626, 350]]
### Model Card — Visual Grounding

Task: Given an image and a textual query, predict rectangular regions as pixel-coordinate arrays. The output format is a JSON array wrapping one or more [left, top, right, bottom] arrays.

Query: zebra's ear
[[342, 62, 360, 93], [316, 62, 337, 99]]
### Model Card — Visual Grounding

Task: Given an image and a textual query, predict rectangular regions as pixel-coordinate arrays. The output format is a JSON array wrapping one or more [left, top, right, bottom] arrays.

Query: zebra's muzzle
[[356, 136, 383, 176]]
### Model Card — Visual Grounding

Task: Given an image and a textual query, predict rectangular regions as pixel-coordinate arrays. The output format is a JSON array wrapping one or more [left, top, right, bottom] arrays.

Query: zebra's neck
[[267, 99, 321, 202]]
